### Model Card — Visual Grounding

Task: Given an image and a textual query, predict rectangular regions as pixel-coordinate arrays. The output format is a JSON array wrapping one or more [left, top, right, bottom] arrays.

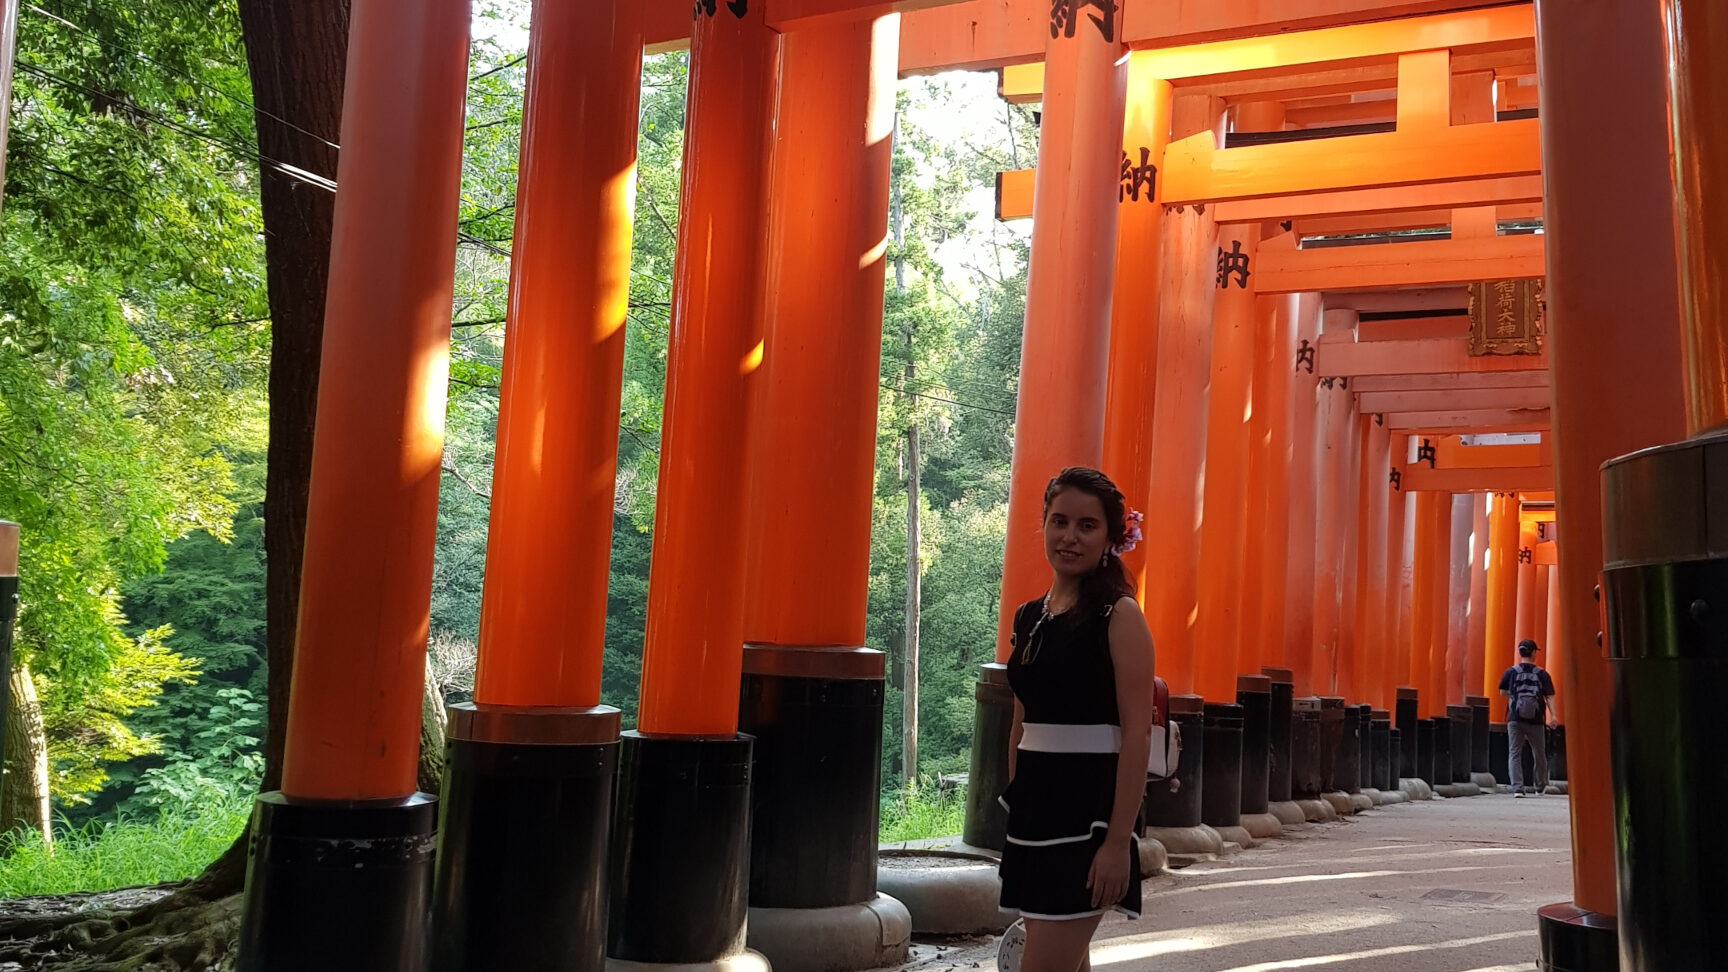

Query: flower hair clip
[[1111, 509, 1144, 557]]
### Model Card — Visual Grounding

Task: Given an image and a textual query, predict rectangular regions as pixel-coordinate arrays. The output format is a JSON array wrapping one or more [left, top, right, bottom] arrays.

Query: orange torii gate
[[228, 1, 1723, 971]]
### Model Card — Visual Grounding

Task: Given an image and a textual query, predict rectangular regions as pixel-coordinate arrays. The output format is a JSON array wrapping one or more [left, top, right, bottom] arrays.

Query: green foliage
[[123, 687, 264, 818], [2, 0, 267, 802], [879, 779, 969, 844], [0, 801, 250, 899]]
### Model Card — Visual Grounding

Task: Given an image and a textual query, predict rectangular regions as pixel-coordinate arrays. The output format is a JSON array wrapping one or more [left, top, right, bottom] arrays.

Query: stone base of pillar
[[745, 896, 911, 972], [1371, 789, 1409, 806], [1267, 801, 1307, 826], [1296, 798, 1338, 822], [1398, 778, 1435, 801], [1139, 835, 1168, 874], [607, 953, 770, 972], [1143, 824, 1223, 856], [238, 792, 437, 972], [1471, 772, 1501, 790], [1433, 782, 1482, 798], [1349, 793, 1374, 813], [1214, 824, 1257, 849], [876, 851, 1008, 936], [1322, 791, 1355, 815], [609, 733, 753, 966], [1536, 902, 1617, 972], [431, 705, 619, 972], [1239, 811, 1283, 839], [961, 663, 1012, 851]]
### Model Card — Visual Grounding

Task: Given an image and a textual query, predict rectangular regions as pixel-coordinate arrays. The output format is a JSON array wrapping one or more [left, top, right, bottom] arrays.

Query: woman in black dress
[[998, 467, 1154, 972]]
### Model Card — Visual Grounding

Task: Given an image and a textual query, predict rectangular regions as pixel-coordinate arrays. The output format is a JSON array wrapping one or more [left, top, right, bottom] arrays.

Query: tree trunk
[[903, 422, 920, 783], [1, 663, 50, 846], [418, 655, 446, 796], [236, 0, 350, 798]]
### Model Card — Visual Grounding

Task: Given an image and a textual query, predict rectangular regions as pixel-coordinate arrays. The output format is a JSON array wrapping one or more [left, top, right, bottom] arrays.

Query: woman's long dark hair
[[1042, 466, 1136, 622]]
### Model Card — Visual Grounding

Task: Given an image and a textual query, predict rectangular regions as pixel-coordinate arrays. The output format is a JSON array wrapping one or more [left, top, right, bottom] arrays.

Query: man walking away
[[1498, 639, 1556, 797]]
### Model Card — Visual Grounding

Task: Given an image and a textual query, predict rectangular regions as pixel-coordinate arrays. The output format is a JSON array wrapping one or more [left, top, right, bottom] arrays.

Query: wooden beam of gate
[[1358, 386, 1551, 413], [1321, 336, 1547, 377], [1429, 436, 1550, 468], [1352, 372, 1549, 394], [1213, 176, 1544, 225], [1382, 409, 1550, 433], [1297, 203, 1543, 237], [1253, 232, 1545, 293], [1398, 463, 1553, 492], [1162, 119, 1541, 206]]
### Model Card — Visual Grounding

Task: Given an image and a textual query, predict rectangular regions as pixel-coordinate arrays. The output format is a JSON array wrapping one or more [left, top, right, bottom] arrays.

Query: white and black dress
[[997, 597, 1143, 921]]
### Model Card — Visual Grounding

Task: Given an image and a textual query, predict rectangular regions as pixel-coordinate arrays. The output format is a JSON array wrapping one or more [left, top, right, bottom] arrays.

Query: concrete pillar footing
[[1268, 801, 1307, 826], [1295, 799, 1337, 822], [1349, 793, 1374, 812], [1398, 778, 1435, 801], [745, 896, 910, 972], [1138, 836, 1168, 875], [1214, 825, 1257, 849], [1434, 782, 1482, 798], [1372, 789, 1409, 805], [1142, 824, 1224, 856], [1239, 812, 1283, 839], [875, 851, 1009, 936], [607, 952, 771, 972], [1321, 791, 1356, 815], [1470, 772, 1500, 790]]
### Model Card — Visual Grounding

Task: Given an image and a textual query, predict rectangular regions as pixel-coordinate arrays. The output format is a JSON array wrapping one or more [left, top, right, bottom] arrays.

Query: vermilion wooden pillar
[[238, 0, 470, 966], [1310, 308, 1357, 696], [1140, 93, 1221, 697], [1101, 52, 1173, 598], [1283, 296, 1322, 692], [1355, 418, 1390, 708], [1193, 223, 1259, 701], [432, 3, 641, 967], [1483, 492, 1520, 708], [1545, 564, 1564, 726], [1248, 292, 1299, 678], [1466, 494, 1490, 704], [1383, 436, 1411, 708], [1535, 1, 1687, 955], [1408, 492, 1440, 719], [993, 0, 1125, 661], [1446, 494, 1474, 705], [1515, 518, 1541, 647], [727, 15, 905, 967]]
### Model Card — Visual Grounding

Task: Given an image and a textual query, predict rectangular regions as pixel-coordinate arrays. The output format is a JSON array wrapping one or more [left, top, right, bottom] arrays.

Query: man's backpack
[[1512, 664, 1545, 722]]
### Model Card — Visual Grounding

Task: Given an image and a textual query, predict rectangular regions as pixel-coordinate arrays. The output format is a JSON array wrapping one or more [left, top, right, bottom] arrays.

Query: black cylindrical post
[[1356, 704, 1373, 791], [1429, 716, 1451, 788], [1145, 694, 1205, 828], [1333, 702, 1361, 794], [1386, 727, 1402, 790], [1261, 667, 1294, 802], [740, 647, 884, 908], [1549, 723, 1568, 782], [431, 706, 619, 972], [1316, 697, 1345, 791], [1467, 695, 1491, 774], [1290, 698, 1322, 798], [1490, 722, 1511, 785], [609, 733, 753, 963], [962, 663, 1012, 850], [1416, 717, 1436, 785], [1370, 710, 1392, 792], [1200, 702, 1244, 828], [1395, 687, 1419, 780], [1236, 676, 1272, 815], [238, 794, 437, 971], [1601, 433, 1728, 970], [1447, 704, 1474, 784]]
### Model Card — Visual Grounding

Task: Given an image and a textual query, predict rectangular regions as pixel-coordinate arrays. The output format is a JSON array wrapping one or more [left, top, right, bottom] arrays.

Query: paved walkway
[[910, 793, 1572, 972]]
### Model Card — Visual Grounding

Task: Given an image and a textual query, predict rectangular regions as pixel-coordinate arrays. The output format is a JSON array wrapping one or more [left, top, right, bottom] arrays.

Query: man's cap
[[1517, 639, 1539, 656]]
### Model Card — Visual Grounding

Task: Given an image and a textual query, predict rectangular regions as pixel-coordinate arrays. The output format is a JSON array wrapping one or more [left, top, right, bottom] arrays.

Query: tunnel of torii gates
[[215, 0, 1728, 970]]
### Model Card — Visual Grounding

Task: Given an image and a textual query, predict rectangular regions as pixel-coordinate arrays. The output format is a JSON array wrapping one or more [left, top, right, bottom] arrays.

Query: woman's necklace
[[1024, 591, 1072, 665]]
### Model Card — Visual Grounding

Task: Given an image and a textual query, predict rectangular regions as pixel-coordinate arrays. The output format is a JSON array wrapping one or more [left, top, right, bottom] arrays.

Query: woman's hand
[[1087, 837, 1131, 909]]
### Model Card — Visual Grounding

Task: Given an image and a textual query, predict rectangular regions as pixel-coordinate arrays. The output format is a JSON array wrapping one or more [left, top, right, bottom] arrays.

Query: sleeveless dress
[[997, 596, 1143, 921]]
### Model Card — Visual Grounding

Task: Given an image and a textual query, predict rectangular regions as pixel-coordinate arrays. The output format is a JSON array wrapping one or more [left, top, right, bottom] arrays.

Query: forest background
[[0, 0, 1040, 891]]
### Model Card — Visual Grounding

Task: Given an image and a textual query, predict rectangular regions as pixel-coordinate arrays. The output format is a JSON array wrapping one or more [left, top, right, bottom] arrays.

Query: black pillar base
[[1262, 668, 1295, 803], [1387, 727, 1401, 789], [1333, 702, 1361, 794], [1236, 676, 1273, 815], [1316, 697, 1345, 791], [1355, 704, 1373, 791], [609, 732, 753, 964], [1395, 687, 1419, 779], [740, 646, 884, 908], [1490, 722, 1511, 785], [1549, 723, 1568, 782], [1446, 704, 1473, 783], [1538, 902, 1618, 972], [1369, 712, 1392, 792], [1145, 695, 1205, 828], [1415, 717, 1436, 785], [1467, 695, 1491, 775], [1429, 716, 1452, 788], [238, 792, 437, 972], [431, 705, 619, 972], [1290, 698, 1322, 798], [1200, 702, 1244, 828], [962, 663, 1012, 850]]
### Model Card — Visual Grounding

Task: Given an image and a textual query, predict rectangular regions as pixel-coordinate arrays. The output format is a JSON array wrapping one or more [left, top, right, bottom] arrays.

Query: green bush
[[880, 779, 968, 843], [0, 798, 249, 899]]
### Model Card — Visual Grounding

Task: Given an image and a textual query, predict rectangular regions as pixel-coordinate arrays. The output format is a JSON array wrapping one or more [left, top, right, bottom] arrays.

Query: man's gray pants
[[1508, 720, 1548, 793]]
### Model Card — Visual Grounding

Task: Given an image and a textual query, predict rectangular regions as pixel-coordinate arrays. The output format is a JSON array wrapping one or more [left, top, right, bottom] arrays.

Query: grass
[[0, 798, 250, 899], [879, 779, 968, 843]]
